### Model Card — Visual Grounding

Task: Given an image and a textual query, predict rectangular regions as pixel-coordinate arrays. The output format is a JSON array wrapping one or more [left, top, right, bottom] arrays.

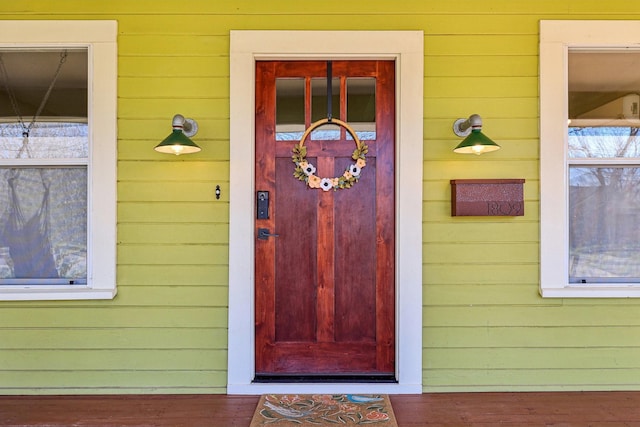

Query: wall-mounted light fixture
[[154, 114, 201, 155], [452, 114, 500, 155]]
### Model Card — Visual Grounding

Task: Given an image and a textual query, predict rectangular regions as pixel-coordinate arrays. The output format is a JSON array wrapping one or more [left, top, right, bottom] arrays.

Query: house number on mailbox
[[487, 201, 523, 216]]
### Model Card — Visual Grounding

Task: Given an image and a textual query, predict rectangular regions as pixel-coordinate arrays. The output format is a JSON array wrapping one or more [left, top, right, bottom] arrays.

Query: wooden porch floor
[[2, 392, 640, 426]]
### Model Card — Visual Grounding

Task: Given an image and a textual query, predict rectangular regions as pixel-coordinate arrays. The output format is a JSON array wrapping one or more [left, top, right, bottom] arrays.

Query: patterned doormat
[[249, 394, 398, 426]]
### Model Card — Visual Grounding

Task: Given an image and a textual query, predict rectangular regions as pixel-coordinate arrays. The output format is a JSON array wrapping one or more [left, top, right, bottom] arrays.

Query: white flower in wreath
[[320, 178, 334, 191], [300, 161, 316, 176], [349, 164, 362, 177]]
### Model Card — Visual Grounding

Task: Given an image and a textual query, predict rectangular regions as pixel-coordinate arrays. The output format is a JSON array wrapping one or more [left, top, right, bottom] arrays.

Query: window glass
[[569, 50, 640, 129], [567, 49, 640, 285], [0, 167, 87, 283], [275, 76, 377, 142], [569, 166, 640, 282], [311, 77, 340, 140], [276, 78, 305, 141], [0, 20, 116, 300], [0, 48, 88, 286], [347, 77, 376, 140], [0, 122, 88, 159], [568, 126, 640, 158]]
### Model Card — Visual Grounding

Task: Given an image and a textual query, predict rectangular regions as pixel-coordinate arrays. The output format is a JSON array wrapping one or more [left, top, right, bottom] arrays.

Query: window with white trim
[[540, 20, 640, 297], [0, 21, 117, 300]]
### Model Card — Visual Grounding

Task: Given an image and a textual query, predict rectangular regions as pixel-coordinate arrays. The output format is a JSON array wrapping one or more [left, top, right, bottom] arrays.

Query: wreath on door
[[292, 118, 368, 191]]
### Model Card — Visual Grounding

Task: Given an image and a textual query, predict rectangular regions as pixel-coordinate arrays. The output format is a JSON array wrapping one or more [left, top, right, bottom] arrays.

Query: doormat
[[249, 394, 398, 426]]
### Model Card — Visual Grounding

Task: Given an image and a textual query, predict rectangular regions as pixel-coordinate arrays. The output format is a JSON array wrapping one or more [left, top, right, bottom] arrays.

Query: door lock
[[258, 228, 279, 240], [257, 191, 269, 219]]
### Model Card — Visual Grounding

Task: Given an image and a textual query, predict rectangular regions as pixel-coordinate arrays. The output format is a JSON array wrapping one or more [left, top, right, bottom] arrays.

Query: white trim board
[[539, 20, 640, 298], [0, 20, 117, 301], [228, 30, 424, 394]]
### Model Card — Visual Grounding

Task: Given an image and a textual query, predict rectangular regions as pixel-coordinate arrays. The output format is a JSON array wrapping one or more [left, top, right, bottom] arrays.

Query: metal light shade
[[452, 114, 500, 155], [453, 128, 501, 155], [154, 114, 201, 155]]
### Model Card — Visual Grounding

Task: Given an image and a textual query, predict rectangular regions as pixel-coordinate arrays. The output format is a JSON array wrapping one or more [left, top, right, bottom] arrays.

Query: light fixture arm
[[172, 114, 198, 138], [453, 114, 483, 137]]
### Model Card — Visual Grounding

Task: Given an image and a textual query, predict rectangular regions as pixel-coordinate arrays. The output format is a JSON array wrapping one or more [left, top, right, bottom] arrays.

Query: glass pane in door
[[276, 78, 305, 141], [347, 77, 376, 140]]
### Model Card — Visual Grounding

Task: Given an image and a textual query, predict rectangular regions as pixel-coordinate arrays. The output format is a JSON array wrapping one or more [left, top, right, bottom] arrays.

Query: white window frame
[[540, 20, 640, 297], [0, 21, 117, 300]]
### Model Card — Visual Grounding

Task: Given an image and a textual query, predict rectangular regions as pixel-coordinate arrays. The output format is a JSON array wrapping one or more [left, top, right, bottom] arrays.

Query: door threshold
[[253, 374, 397, 384]]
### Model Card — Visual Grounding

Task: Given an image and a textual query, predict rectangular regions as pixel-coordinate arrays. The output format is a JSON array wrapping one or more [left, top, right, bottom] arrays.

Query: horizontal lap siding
[[420, 2, 640, 393], [2, 0, 640, 394], [0, 3, 232, 394], [116, 10, 228, 390]]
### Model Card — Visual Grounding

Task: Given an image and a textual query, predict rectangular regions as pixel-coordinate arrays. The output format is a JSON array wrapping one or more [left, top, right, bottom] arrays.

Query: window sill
[[540, 285, 640, 298], [0, 286, 117, 301]]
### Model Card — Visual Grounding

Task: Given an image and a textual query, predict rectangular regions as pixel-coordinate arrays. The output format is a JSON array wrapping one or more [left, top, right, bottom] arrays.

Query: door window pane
[[276, 78, 305, 141], [311, 77, 340, 140], [347, 77, 376, 140]]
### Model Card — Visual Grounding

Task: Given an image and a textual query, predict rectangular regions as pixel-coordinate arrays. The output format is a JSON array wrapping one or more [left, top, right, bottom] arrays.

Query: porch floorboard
[[1, 392, 640, 426]]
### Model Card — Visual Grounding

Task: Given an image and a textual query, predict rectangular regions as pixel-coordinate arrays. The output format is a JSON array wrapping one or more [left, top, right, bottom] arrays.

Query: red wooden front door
[[254, 60, 395, 379]]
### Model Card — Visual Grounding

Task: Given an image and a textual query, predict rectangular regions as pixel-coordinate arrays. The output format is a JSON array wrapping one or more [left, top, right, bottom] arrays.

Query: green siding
[[2, 0, 640, 394]]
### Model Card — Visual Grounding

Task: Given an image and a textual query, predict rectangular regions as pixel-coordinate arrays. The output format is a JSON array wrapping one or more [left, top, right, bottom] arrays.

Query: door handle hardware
[[258, 228, 279, 240], [257, 191, 269, 219]]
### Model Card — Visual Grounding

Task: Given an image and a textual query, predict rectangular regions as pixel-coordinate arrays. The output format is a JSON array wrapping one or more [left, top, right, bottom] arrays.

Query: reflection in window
[[568, 127, 640, 281], [566, 49, 640, 284], [569, 164, 640, 282], [569, 50, 640, 127], [569, 126, 640, 158]]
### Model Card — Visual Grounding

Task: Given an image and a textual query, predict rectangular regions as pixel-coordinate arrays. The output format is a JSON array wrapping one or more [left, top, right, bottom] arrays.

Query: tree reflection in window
[[569, 126, 640, 282]]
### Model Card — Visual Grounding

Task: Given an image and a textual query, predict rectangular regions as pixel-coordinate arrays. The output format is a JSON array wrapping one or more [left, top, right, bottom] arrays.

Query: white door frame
[[228, 30, 423, 394]]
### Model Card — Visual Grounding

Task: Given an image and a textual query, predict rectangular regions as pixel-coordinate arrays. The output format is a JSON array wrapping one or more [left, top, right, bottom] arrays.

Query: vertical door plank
[[374, 60, 396, 371], [316, 156, 336, 343], [334, 156, 377, 343], [274, 157, 317, 342], [254, 62, 277, 372]]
